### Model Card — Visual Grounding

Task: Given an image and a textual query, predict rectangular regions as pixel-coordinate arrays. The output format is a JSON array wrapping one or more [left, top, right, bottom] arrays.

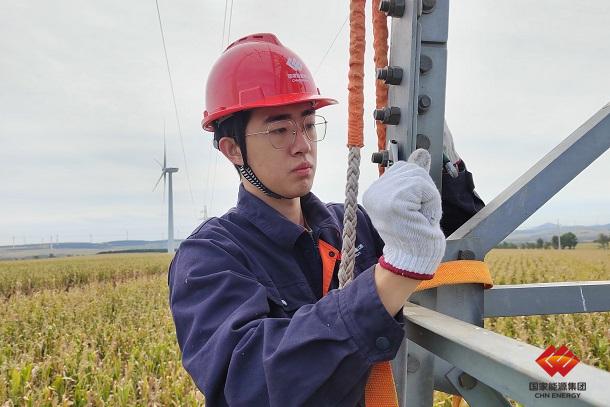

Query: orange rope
[[347, 0, 366, 148], [372, 0, 389, 176]]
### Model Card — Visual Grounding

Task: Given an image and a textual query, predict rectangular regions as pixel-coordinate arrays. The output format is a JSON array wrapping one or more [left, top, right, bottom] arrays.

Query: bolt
[[416, 134, 430, 150], [371, 150, 389, 166], [377, 66, 403, 85], [373, 109, 385, 121], [417, 95, 431, 114], [458, 250, 475, 260], [422, 0, 436, 14], [458, 372, 477, 390], [420, 55, 433, 75], [407, 355, 420, 373], [373, 106, 401, 125], [379, 0, 405, 17]]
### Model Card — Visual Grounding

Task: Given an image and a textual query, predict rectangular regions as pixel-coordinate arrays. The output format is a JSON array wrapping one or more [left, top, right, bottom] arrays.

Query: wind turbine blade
[[152, 172, 164, 191], [154, 158, 163, 168], [163, 172, 167, 202]]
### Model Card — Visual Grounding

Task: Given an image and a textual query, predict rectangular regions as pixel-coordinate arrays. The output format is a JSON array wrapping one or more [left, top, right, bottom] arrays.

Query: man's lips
[[292, 162, 313, 171], [292, 162, 313, 175]]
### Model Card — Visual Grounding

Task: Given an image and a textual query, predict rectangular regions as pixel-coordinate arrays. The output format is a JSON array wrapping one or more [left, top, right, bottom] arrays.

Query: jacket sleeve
[[440, 160, 485, 237], [168, 228, 405, 407]]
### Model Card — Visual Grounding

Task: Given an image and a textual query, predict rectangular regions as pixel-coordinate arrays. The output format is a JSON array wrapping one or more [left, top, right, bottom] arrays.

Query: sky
[[1, 0, 609, 245]]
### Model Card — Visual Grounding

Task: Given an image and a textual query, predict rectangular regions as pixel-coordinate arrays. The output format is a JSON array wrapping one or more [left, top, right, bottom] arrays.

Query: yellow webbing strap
[[415, 260, 493, 292]]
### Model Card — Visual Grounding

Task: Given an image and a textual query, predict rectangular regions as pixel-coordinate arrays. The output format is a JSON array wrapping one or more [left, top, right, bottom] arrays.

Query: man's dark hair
[[213, 110, 252, 174]]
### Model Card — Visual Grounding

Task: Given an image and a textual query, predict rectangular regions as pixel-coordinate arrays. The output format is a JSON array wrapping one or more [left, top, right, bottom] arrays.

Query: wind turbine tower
[[154, 134, 179, 253]]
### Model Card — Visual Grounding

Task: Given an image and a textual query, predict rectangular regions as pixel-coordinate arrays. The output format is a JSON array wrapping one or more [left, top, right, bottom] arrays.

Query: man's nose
[[289, 126, 311, 155]]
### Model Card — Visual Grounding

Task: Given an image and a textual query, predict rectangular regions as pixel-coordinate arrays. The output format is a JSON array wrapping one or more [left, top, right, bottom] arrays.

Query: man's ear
[[218, 137, 244, 166]]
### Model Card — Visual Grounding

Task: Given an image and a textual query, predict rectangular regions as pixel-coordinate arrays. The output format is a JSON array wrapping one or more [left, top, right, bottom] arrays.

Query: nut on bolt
[[458, 372, 477, 390], [377, 66, 403, 85], [416, 134, 430, 150], [371, 150, 390, 167], [379, 0, 405, 17], [373, 106, 401, 125], [419, 55, 433, 75], [422, 0, 436, 14], [417, 95, 431, 114]]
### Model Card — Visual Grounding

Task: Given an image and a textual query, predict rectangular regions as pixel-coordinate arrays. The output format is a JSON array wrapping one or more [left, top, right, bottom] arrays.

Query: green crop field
[[1, 249, 609, 406]]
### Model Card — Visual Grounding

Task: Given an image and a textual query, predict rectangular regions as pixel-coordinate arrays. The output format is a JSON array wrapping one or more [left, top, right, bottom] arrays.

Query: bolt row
[[372, 0, 438, 166]]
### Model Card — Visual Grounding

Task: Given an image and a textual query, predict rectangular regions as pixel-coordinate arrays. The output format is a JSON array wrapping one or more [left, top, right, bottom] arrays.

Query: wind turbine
[[153, 129, 179, 253]]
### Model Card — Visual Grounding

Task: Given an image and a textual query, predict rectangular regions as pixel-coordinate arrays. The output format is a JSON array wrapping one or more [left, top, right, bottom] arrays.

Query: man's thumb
[[407, 148, 431, 172]]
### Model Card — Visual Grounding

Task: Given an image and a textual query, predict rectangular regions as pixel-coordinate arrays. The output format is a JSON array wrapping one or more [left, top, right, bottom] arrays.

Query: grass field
[[1, 249, 609, 406]]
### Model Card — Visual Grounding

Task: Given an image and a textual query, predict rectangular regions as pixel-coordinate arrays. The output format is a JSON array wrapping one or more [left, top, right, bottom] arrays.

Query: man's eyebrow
[[264, 109, 316, 123]]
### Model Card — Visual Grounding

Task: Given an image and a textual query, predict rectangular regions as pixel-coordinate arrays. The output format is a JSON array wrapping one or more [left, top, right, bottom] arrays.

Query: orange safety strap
[[415, 260, 493, 292], [319, 239, 399, 407]]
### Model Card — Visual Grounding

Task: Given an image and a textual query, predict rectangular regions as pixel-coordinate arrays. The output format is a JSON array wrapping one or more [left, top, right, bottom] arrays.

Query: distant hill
[[0, 240, 182, 260], [2, 223, 608, 260], [506, 223, 610, 244]]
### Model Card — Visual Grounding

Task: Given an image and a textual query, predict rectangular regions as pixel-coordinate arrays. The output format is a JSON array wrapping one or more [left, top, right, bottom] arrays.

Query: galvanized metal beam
[[385, 1, 451, 405], [444, 104, 610, 261], [384, 0, 449, 189], [403, 302, 610, 406], [484, 281, 610, 318], [399, 289, 437, 407], [385, 0, 419, 163]]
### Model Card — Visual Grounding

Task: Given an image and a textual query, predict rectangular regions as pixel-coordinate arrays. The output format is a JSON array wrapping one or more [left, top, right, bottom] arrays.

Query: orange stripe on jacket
[[318, 239, 398, 407]]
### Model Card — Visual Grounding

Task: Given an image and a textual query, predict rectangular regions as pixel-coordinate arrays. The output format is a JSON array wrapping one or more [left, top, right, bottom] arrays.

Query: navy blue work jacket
[[168, 165, 483, 407]]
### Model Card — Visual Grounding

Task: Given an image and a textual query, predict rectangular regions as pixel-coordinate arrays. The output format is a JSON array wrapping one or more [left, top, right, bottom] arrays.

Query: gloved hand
[[363, 149, 445, 280], [443, 120, 461, 165]]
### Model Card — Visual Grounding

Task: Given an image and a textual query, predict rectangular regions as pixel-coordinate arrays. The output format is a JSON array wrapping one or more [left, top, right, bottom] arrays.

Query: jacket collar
[[235, 183, 337, 249]]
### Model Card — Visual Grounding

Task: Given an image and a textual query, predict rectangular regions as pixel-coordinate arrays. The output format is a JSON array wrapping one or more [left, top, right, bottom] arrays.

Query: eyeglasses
[[245, 115, 328, 150]]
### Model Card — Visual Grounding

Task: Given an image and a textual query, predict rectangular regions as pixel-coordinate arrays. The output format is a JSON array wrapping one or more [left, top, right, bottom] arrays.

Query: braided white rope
[[338, 146, 361, 288]]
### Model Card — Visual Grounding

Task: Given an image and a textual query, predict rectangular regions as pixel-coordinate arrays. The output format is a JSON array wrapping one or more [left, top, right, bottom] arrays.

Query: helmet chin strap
[[238, 164, 288, 200]]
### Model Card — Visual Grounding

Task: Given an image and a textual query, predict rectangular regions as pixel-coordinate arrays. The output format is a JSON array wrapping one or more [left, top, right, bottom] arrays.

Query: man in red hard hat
[[169, 33, 483, 406]]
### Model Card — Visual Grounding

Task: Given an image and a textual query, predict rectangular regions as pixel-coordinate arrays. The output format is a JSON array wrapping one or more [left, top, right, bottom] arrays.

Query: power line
[[154, 0, 196, 212], [226, 0, 235, 47], [208, 0, 235, 215], [220, 0, 230, 51], [314, 14, 349, 75]]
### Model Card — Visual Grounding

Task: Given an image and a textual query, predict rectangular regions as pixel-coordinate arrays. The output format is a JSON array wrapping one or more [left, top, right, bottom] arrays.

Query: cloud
[[1, 0, 609, 244]]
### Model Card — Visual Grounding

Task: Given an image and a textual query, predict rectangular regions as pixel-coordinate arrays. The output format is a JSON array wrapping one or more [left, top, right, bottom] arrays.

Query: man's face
[[243, 102, 318, 199]]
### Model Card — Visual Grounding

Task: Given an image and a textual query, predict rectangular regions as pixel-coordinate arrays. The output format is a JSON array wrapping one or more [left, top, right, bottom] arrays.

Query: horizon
[[2, 221, 609, 248]]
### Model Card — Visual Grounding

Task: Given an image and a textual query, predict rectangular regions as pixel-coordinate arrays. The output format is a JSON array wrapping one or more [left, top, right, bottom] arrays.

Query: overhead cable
[[208, 0, 235, 215], [314, 14, 349, 75], [154, 0, 196, 212]]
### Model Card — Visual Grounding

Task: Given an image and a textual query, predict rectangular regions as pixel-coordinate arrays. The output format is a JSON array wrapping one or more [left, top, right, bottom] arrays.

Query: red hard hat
[[202, 33, 338, 132]]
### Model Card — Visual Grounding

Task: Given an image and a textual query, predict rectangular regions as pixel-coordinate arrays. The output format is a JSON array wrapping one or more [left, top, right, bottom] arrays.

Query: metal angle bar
[[484, 281, 610, 318], [386, 1, 425, 405], [403, 302, 610, 406], [444, 104, 610, 261], [386, 0, 419, 162], [417, 43, 447, 189], [399, 289, 437, 407], [420, 0, 449, 43], [445, 367, 512, 407], [431, 284, 484, 394]]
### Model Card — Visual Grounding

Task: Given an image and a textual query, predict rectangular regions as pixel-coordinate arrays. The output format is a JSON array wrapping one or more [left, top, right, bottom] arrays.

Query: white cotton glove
[[362, 149, 446, 280], [443, 120, 461, 165]]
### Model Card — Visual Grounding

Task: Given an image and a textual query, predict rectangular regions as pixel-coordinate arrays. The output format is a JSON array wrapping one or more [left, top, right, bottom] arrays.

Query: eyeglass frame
[[244, 114, 328, 150]]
